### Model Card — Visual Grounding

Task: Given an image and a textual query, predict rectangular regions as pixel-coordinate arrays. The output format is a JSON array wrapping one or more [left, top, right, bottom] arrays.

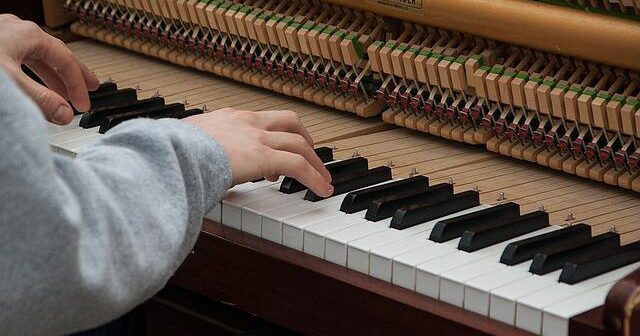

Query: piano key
[[542, 284, 613, 336], [302, 211, 370, 258], [325, 218, 392, 266], [417, 226, 558, 300], [559, 241, 640, 284], [89, 88, 138, 110], [314, 146, 334, 163], [80, 96, 166, 128], [390, 191, 480, 230], [368, 205, 492, 282], [364, 183, 453, 221], [280, 157, 368, 194], [392, 239, 460, 290], [500, 223, 593, 266], [304, 166, 393, 202], [340, 175, 429, 214], [347, 205, 489, 274], [489, 270, 563, 325], [429, 202, 520, 243], [458, 211, 550, 252], [90, 82, 118, 97], [241, 190, 310, 235], [529, 232, 620, 275], [515, 261, 640, 334], [221, 178, 285, 230], [98, 104, 200, 133]]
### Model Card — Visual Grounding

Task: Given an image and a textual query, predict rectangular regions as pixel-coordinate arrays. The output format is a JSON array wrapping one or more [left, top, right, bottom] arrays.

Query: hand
[[185, 108, 334, 197], [0, 14, 99, 124]]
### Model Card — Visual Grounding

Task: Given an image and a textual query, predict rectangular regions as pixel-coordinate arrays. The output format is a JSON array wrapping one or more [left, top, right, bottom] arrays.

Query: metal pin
[[409, 167, 418, 177], [202, 104, 208, 112], [387, 160, 394, 168], [352, 150, 359, 158], [610, 225, 618, 233], [331, 145, 338, 150], [447, 176, 454, 185], [153, 89, 161, 97], [539, 204, 546, 212], [497, 191, 505, 202], [183, 98, 189, 106], [566, 212, 575, 221], [472, 184, 479, 192], [135, 84, 141, 91], [107, 76, 113, 83]]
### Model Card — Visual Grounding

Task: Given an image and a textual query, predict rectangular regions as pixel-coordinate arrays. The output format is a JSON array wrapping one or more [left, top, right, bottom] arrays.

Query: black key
[[365, 183, 453, 221], [458, 211, 549, 252], [559, 242, 640, 284], [529, 232, 620, 275], [390, 191, 480, 230], [500, 224, 592, 266], [89, 88, 138, 111], [80, 97, 166, 128], [98, 103, 185, 133], [304, 166, 392, 202], [280, 157, 368, 194], [340, 176, 429, 214], [253, 147, 333, 183], [315, 146, 334, 163], [90, 82, 118, 98], [429, 202, 520, 243]]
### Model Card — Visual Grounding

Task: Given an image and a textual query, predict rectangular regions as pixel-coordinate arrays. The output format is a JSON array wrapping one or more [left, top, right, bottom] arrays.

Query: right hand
[[185, 108, 334, 198]]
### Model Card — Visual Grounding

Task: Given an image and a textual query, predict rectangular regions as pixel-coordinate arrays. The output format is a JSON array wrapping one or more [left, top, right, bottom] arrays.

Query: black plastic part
[[304, 166, 392, 202], [89, 88, 138, 111], [500, 224, 592, 266], [429, 202, 520, 243], [559, 242, 640, 284], [80, 97, 166, 128], [90, 82, 118, 98], [458, 211, 550, 252], [390, 191, 480, 230], [365, 183, 453, 221], [339, 176, 429, 214], [98, 103, 185, 133], [280, 157, 368, 194], [314, 146, 334, 163], [529, 232, 620, 275]]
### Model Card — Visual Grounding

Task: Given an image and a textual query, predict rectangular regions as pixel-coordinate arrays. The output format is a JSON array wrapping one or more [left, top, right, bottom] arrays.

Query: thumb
[[14, 70, 74, 125]]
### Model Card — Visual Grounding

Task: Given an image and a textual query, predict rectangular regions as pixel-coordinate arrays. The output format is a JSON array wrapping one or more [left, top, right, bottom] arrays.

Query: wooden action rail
[[67, 40, 640, 335], [65, 0, 640, 194]]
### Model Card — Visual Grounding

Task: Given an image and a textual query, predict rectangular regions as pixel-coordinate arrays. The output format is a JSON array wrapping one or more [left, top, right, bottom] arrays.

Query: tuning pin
[[472, 184, 479, 192], [610, 225, 618, 233], [331, 145, 338, 151], [135, 84, 141, 91], [202, 104, 208, 112], [409, 167, 418, 177], [497, 191, 506, 202], [107, 76, 114, 83], [153, 89, 161, 97], [447, 176, 454, 185], [539, 204, 546, 212], [183, 98, 189, 106], [566, 212, 575, 221], [351, 150, 360, 158], [387, 160, 394, 168]]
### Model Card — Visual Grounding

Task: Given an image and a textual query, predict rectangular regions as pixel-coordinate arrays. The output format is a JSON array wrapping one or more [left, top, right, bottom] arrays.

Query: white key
[[221, 180, 281, 230], [368, 205, 491, 282], [464, 261, 534, 316], [241, 190, 307, 236], [57, 131, 102, 154], [542, 284, 613, 336], [324, 219, 390, 266], [347, 205, 489, 275], [205, 203, 222, 222], [302, 211, 368, 258], [516, 261, 640, 334], [489, 270, 563, 325], [436, 226, 560, 307], [392, 239, 460, 290]]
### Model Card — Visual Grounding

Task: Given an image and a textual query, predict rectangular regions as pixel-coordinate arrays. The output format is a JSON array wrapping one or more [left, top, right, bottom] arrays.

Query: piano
[[42, 0, 640, 335]]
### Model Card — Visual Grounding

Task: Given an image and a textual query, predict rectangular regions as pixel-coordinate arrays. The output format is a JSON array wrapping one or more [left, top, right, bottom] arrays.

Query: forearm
[[0, 72, 231, 335]]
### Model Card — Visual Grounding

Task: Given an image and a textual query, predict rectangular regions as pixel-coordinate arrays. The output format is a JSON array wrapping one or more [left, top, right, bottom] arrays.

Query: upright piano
[[43, 0, 640, 335]]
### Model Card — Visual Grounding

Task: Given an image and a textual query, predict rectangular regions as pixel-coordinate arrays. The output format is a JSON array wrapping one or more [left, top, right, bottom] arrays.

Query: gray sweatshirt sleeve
[[0, 72, 232, 336]]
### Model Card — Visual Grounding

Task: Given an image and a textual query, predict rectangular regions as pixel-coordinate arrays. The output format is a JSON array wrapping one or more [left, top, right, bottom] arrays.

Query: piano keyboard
[[47, 41, 640, 336]]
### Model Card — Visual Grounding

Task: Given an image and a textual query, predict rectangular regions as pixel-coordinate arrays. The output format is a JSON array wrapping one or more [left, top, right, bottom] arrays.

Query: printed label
[[368, 0, 423, 12]]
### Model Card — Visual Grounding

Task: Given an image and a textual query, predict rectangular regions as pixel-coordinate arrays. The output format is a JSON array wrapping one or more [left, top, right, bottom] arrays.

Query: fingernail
[[325, 184, 334, 197], [54, 105, 70, 124]]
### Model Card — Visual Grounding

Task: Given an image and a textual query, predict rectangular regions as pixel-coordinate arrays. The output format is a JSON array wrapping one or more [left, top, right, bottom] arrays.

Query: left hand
[[0, 14, 99, 124]]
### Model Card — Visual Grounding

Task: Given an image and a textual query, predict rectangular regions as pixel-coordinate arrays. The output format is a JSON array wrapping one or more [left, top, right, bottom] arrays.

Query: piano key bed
[[48, 40, 640, 336]]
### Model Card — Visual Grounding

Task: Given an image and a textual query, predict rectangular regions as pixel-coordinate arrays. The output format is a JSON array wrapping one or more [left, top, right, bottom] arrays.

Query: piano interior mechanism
[[48, 0, 640, 335]]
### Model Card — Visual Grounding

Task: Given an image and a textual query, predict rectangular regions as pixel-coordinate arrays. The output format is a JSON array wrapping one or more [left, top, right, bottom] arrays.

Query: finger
[[13, 70, 74, 124], [267, 150, 333, 198], [264, 131, 332, 183], [253, 110, 313, 146], [24, 60, 69, 100], [30, 34, 91, 112], [79, 61, 99, 91], [266, 175, 279, 182]]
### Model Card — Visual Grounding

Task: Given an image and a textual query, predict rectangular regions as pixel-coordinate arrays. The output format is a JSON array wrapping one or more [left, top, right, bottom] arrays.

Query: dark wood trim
[[604, 269, 640, 336], [171, 220, 538, 336]]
